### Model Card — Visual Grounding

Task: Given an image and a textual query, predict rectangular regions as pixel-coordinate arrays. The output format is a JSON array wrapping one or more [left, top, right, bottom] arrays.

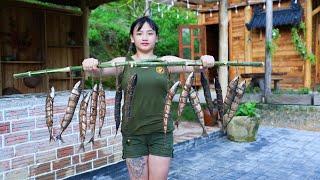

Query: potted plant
[[227, 102, 260, 142]]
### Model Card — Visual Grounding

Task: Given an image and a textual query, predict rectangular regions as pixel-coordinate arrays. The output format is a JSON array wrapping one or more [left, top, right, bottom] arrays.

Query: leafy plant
[[245, 86, 261, 93], [291, 22, 316, 64], [317, 86, 320, 93], [235, 102, 258, 117], [266, 28, 280, 56], [297, 87, 310, 94]]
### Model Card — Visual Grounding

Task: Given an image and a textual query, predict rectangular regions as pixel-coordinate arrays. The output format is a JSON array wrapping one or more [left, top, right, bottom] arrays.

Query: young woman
[[82, 16, 215, 180]]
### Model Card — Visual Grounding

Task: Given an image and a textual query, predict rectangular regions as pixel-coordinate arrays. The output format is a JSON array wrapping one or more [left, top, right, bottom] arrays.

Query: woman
[[82, 16, 215, 180]]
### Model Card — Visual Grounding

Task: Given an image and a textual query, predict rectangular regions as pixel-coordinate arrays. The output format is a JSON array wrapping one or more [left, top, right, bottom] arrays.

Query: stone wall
[[0, 91, 122, 180], [258, 104, 320, 131]]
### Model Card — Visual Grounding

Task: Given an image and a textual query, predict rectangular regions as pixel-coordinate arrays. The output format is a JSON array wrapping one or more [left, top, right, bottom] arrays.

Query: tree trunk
[[264, 0, 272, 99], [219, 0, 229, 99]]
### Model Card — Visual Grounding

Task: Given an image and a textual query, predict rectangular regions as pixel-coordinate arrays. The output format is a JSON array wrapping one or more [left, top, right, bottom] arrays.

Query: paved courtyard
[[71, 126, 320, 180]]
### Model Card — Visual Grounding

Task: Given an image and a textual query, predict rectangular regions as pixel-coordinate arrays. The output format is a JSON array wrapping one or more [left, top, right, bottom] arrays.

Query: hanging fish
[[78, 92, 91, 152], [98, 83, 106, 138], [213, 68, 224, 129], [177, 72, 194, 127], [88, 84, 98, 144], [114, 74, 123, 136], [45, 86, 55, 142], [123, 74, 138, 126], [56, 81, 82, 142], [163, 81, 180, 134], [200, 72, 215, 123], [223, 80, 246, 131], [223, 76, 239, 115], [189, 87, 208, 137]]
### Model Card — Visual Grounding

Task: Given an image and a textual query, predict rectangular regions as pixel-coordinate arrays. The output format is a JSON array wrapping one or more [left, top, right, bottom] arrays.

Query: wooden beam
[[244, 4, 252, 74], [89, 0, 117, 8], [312, 5, 320, 16], [228, 10, 235, 80], [304, 0, 312, 88], [264, 0, 272, 97], [218, 0, 228, 99], [81, 0, 90, 59]]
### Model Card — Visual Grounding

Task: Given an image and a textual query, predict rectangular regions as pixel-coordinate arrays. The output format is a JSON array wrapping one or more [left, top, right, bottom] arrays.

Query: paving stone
[[69, 126, 320, 180]]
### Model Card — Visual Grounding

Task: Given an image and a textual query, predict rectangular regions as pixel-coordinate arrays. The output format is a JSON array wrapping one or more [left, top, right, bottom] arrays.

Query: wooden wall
[[0, 4, 84, 95], [202, 0, 313, 89]]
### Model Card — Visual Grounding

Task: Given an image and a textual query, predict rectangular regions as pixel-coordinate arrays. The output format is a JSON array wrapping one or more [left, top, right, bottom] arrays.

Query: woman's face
[[131, 22, 158, 54]]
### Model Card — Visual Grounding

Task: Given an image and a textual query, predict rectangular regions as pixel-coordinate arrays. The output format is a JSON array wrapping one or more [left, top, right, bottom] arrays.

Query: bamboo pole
[[13, 60, 264, 79], [305, 0, 312, 88]]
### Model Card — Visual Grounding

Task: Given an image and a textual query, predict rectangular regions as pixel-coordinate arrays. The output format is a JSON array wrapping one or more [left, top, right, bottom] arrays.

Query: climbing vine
[[291, 22, 316, 64], [266, 28, 280, 56]]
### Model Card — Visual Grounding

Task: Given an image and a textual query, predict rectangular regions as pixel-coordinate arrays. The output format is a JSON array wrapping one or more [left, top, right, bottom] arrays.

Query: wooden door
[[178, 25, 206, 86]]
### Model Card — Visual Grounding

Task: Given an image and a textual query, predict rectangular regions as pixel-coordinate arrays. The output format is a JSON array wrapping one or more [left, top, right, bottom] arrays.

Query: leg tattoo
[[126, 156, 148, 180]]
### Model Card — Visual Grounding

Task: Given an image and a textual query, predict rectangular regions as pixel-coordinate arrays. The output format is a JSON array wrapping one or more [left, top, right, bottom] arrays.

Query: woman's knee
[[126, 156, 149, 180]]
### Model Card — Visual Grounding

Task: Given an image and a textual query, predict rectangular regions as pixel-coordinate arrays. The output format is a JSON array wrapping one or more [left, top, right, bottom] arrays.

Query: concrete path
[[72, 126, 320, 180]]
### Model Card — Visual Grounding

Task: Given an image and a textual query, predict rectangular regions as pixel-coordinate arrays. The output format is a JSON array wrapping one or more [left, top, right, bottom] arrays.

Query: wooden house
[[0, 0, 114, 96], [177, 0, 320, 90]]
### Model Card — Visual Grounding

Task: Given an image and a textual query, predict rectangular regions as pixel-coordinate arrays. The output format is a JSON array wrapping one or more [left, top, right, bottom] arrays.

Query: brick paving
[[71, 126, 320, 180]]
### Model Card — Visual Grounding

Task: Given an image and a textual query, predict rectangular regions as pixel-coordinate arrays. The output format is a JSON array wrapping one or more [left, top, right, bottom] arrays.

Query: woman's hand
[[200, 55, 215, 68], [82, 58, 99, 73]]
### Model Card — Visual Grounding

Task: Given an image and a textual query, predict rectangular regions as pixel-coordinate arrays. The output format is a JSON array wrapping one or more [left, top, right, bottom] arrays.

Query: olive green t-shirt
[[120, 56, 174, 135]]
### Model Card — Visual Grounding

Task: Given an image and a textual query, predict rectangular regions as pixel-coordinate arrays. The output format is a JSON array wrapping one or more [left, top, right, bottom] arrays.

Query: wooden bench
[[272, 78, 283, 90], [241, 73, 286, 90]]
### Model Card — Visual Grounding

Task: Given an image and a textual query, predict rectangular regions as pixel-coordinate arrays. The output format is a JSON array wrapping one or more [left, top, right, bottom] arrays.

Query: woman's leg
[[126, 156, 149, 180], [148, 155, 171, 180]]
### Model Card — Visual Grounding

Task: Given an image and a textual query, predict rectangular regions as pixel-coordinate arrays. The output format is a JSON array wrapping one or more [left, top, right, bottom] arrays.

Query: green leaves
[[235, 102, 258, 117], [291, 22, 316, 64]]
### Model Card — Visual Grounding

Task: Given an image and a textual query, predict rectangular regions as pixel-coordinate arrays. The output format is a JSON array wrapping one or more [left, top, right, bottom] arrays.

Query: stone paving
[[71, 126, 320, 180]]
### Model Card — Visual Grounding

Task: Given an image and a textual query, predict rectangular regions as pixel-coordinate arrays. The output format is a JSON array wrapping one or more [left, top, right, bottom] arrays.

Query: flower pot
[[204, 108, 218, 126], [23, 77, 42, 88], [227, 116, 260, 142]]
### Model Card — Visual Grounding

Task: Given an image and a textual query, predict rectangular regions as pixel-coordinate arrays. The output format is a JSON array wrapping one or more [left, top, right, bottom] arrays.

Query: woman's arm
[[159, 55, 215, 74], [82, 57, 126, 77]]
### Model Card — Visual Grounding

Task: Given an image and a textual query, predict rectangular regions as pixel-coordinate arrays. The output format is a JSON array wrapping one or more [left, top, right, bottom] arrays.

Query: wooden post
[[244, 4, 252, 74], [145, 0, 150, 16], [219, 0, 229, 99], [0, 45, 2, 96], [264, 0, 272, 98], [81, 0, 90, 59], [305, 0, 312, 88], [228, 10, 236, 80]]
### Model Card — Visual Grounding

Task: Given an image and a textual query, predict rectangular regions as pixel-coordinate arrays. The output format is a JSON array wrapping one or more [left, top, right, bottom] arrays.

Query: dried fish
[[223, 80, 246, 131], [78, 92, 91, 152], [123, 74, 138, 127], [88, 84, 98, 144], [177, 72, 194, 127], [189, 87, 208, 137], [45, 87, 55, 142], [200, 72, 215, 123], [114, 74, 123, 136], [223, 76, 239, 114], [98, 83, 106, 138], [213, 69, 224, 128], [56, 81, 82, 142], [163, 81, 180, 134]]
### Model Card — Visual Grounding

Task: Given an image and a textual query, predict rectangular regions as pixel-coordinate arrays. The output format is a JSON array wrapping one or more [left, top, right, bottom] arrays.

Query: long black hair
[[129, 16, 159, 36], [127, 16, 159, 55]]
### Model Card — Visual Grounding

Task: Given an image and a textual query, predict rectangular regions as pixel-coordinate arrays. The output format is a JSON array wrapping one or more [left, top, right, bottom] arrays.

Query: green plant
[[235, 102, 258, 117], [266, 28, 280, 56], [317, 86, 320, 93], [84, 76, 116, 90], [245, 86, 261, 93], [297, 87, 310, 94], [291, 22, 316, 64]]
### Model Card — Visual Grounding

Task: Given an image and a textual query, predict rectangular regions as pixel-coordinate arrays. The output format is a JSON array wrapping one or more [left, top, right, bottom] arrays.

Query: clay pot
[[204, 108, 218, 126]]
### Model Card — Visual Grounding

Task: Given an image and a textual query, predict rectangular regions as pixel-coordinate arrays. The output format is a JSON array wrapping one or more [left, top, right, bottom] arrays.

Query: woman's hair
[[127, 16, 159, 55], [129, 16, 159, 36]]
